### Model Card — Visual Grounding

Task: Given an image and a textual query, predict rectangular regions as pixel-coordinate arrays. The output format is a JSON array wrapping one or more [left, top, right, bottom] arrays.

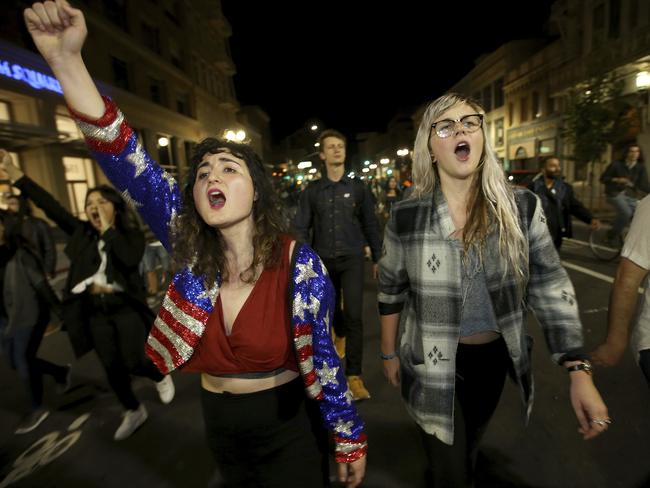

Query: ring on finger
[[590, 418, 612, 427]]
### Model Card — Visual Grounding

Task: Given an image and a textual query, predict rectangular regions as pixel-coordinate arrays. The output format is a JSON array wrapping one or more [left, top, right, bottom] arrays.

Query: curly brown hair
[[171, 138, 290, 286]]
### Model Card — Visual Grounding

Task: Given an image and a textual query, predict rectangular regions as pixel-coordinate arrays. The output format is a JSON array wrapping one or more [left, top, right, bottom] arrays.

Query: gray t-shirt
[[458, 245, 500, 338]]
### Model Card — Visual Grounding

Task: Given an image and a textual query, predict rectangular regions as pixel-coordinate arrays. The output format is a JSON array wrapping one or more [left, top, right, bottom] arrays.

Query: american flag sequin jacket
[[69, 97, 367, 463]]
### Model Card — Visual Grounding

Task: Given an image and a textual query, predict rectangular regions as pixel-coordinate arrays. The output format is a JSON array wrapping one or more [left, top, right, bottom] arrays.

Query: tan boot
[[347, 375, 371, 401], [334, 335, 346, 358]]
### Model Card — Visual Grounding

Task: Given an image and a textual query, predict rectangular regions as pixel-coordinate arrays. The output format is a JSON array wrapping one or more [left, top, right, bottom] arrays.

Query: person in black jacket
[[6, 194, 57, 277], [528, 156, 601, 249], [2, 212, 69, 435], [0, 149, 175, 441], [294, 129, 382, 401], [600, 144, 650, 239]]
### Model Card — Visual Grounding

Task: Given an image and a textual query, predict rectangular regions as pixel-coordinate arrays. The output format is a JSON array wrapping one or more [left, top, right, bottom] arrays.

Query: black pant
[[88, 294, 162, 410], [9, 310, 67, 411], [420, 338, 510, 488], [322, 255, 365, 375], [201, 377, 328, 488]]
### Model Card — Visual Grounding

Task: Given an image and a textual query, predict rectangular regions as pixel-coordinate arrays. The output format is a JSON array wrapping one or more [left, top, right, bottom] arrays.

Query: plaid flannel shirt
[[378, 186, 584, 445]]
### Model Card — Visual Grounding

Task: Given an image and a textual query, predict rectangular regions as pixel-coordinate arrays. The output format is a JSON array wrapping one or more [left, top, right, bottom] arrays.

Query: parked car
[[506, 169, 538, 189]]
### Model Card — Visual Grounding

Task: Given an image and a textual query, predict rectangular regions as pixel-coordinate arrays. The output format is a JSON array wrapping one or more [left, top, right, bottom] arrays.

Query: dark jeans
[[88, 294, 162, 411], [322, 255, 365, 375], [3, 311, 67, 411], [607, 193, 637, 236], [420, 338, 510, 488], [201, 377, 329, 488], [640, 349, 650, 388]]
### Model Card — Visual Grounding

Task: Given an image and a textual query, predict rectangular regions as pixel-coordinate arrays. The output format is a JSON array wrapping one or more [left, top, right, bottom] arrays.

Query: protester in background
[[1, 211, 70, 434], [22, 3, 366, 485], [528, 156, 600, 249], [6, 194, 57, 277], [379, 93, 609, 487], [294, 128, 382, 401], [0, 150, 175, 442], [379, 176, 402, 228], [600, 144, 650, 241], [142, 239, 170, 297]]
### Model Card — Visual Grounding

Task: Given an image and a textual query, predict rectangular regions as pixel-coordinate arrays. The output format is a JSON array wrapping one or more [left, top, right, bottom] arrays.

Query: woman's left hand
[[569, 372, 610, 440], [337, 456, 366, 488]]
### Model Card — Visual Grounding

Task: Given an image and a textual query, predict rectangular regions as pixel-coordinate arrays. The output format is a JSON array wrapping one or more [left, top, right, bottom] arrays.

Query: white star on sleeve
[[293, 292, 320, 321], [320, 259, 328, 276], [126, 143, 148, 178], [316, 361, 339, 386], [344, 388, 353, 406], [121, 189, 143, 208], [295, 258, 318, 284], [161, 170, 176, 192], [334, 418, 354, 436]]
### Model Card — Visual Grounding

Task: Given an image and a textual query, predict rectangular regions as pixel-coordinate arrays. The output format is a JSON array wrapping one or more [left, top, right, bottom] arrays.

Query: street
[[0, 221, 649, 488]]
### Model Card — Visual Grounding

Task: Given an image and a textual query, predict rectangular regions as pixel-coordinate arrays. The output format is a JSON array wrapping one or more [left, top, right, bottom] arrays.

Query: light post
[[636, 71, 650, 128], [224, 129, 247, 142]]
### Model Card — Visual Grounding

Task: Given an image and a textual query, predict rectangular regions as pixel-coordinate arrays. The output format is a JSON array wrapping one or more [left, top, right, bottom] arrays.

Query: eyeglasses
[[430, 114, 483, 138]]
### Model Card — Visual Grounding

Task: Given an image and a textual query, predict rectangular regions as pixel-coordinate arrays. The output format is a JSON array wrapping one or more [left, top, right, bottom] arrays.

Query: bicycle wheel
[[589, 226, 622, 261]]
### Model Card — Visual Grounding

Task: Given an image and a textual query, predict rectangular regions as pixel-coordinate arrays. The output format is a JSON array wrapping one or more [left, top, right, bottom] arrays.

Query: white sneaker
[[114, 404, 148, 441], [155, 375, 175, 404]]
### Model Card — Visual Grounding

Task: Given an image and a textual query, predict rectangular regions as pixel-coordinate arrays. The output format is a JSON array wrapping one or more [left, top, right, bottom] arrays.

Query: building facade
[[0, 0, 250, 219]]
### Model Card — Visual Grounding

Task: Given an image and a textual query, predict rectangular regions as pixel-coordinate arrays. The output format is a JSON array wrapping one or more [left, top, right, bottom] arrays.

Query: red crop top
[[182, 236, 298, 375]]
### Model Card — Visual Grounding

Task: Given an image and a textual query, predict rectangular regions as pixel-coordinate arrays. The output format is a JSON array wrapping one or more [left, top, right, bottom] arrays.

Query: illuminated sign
[[0, 59, 62, 94]]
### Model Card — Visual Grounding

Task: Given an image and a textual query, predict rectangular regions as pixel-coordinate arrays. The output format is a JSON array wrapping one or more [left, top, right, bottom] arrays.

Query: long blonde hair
[[412, 93, 528, 285]]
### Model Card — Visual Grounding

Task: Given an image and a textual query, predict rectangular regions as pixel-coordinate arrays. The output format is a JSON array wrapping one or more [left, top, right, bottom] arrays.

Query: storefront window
[[63, 157, 96, 218]]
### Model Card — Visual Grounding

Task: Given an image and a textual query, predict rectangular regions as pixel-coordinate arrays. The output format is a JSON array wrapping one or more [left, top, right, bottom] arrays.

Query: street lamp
[[297, 161, 312, 169], [224, 129, 247, 142], [636, 71, 650, 126]]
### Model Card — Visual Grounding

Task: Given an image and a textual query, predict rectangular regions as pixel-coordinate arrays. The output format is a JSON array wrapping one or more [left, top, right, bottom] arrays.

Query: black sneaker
[[15, 408, 50, 435]]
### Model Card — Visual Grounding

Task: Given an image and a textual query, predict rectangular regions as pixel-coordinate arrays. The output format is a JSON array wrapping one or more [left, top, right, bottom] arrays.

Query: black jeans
[[88, 294, 162, 410], [7, 310, 67, 411], [322, 255, 365, 375], [420, 338, 510, 488], [201, 377, 329, 488]]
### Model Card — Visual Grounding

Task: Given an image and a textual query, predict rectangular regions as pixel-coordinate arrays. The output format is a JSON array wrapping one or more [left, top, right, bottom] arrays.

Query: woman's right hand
[[24, 0, 87, 66], [382, 357, 401, 387]]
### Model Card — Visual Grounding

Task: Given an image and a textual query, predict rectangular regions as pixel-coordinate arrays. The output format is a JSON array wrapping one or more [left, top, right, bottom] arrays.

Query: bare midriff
[[200, 369, 299, 394], [459, 330, 501, 345]]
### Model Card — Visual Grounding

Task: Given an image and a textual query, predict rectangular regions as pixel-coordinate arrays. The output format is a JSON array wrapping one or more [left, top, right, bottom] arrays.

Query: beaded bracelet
[[380, 351, 398, 360]]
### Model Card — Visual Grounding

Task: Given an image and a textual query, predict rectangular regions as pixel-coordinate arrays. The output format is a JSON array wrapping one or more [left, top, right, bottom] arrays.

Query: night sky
[[222, 1, 557, 143]]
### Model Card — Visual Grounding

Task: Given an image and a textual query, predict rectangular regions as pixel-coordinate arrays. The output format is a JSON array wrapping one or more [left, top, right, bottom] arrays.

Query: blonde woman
[[378, 93, 608, 486]]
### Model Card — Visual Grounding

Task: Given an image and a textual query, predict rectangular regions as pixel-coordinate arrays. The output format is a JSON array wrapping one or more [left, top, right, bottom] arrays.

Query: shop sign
[[0, 59, 62, 94]]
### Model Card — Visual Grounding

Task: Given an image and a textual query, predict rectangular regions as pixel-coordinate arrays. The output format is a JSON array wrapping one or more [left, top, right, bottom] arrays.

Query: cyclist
[[600, 144, 650, 242]]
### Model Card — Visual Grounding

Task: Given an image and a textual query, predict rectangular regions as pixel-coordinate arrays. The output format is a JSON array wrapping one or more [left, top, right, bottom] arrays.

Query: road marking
[[564, 238, 590, 247], [564, 237, 619, 253], [561, 261, 644, 294], [0, 413, 90, 488], [561, 261, 614, 283]]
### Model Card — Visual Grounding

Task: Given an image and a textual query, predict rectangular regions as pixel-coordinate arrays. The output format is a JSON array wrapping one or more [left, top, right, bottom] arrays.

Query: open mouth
[[455, 141, 471, 161], [208, 188, 226, 209], [90, 211, 100, 222]]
